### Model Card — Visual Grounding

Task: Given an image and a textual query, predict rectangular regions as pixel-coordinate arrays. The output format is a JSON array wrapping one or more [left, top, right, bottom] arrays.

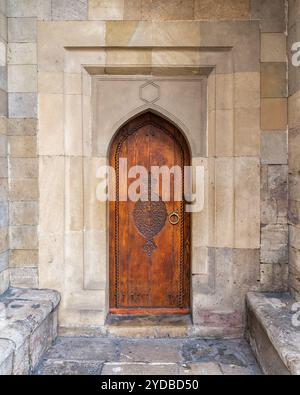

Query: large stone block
[[0, 157, 7, 178], [8, 17, 37, 43], [0, 88, 7, 117], [288, 91, 300, 129], [195, 0, 250, 20], [261, 131, 287, 165], [0, 227, 8, 253], [10, 226, 38, 250], [261, 165, 288, 225], [0, 339, 14, 375], [10, 202, 38, 226], [8, 65, 37, 93], [289, 200, 300, 226], [9, 158, 38, 179], [261, 33, 286, 62], [7, 43, 37, 65], [8, 136, 37, 157], [10, 249, 38, 268], [261, 63, 287, 98], [9, 178, 38, 201], [261, 224, 288, 264], [260, 262, 288, 292], [289, 171, 300, 201], [0, 201, 8, 227], [289, 127, 300, 172], [261, 98, 287, 130], [234, 107, 260, 156], [288, 22, 300, 96], [7, 118, 37, 136], [251, 0, 286, 32], [8, 93, 37, 118], [10, 267, 38, 288], [52, 0, 88, 21], [7, 0, 51, 19], [89, 0, 125, 20]]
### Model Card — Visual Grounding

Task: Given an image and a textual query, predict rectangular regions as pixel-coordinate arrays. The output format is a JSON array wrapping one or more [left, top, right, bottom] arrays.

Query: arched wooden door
[[109, 112, 190, 315]]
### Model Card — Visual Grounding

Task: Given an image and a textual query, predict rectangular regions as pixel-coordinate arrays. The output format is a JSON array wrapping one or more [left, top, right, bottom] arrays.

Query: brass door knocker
[[169, 211, 180, 225]]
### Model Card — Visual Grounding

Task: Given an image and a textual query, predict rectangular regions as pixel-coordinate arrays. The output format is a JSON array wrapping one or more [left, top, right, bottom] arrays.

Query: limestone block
[[215, 109, 233, 156], [251, 0, 286, 32], [195, 0, 250, 20], [8, 65, 37, 93], [0, 269, 9, 294], [289, 245, 300, 278], [290, 225, 300, 250], [261, 63, 287, 98], [10, 267, 38, 288], [10, 226, 38, 250], [0, 41, 6, 67], [290, 199, 300, 227], [289, 127, 300, 172], [107, 48, 152, 66], [64, 231, 84, 293], [234, 108, 260, 156], [30, 313, 54, 370], [123, 0, 142, 20], [0, 178, 7, 201], [261, 98, 287, 130], [9, 158, 38, 179], [9, 179, 38, 201], [89, 0, 124, 20], [260, 263, 288, 293], [0, 88, 7, 117], [261, 33, 286, 62], [289, 0, 300, 28], [9, 93, 37, 118], [51, 0, 88, 21], [0, 66, 7, 91], [153, 21, 201, 47], [0, 251, 8, 272], [0, 157, 7, 177], [234, 72, 260, 109], [64, 73, 82, 95], [38, 94, 64, 155], [0, 116, 7, 135], [39, 156, 64, 233], [288, 22, 300, 96], [234, 157, 260, 249], [215, 158, 234, 248], [7, 118, 37, 136], [0, 339, 14, 375], [0, 11, 7, 42], [65, 157, 83, 231], [261, 131, 287, 165], [10, 202, 38, 226], [0, 201, 8, 227], [105, 21, 153, 46], [261, 224, 288, 264], [39, 231, 64, 291], [8, 17, 37, 43], [7, 43, 37, 65], [65, 95, 83, 156], [0, 134, 7, 157], [288, 91, 300, 129], [10, 250, 38, 268], [83, 230, 106, 290], [37, 72, 63, 95], [8, 136, 37, 158], [7, 0, 51, 19], [289, 171, 300, 201], [261, 165, 288, 225], [0, 228, 8, 253]]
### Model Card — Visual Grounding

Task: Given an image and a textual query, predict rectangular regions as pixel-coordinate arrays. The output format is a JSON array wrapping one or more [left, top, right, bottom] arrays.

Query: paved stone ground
[[34, 338, 262, 375]]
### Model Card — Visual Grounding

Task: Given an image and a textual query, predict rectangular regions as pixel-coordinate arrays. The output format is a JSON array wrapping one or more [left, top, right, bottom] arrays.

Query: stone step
[[246, 292, 300, 375], [0, 288, 60, 375]]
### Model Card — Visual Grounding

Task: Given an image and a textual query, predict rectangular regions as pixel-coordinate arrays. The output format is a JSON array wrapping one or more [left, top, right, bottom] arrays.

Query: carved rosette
[[133, 196, 167, 257]]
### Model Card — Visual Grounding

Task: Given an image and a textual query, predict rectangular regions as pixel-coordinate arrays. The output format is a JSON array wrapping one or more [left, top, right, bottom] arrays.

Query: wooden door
[[109, 112, 190, 315]]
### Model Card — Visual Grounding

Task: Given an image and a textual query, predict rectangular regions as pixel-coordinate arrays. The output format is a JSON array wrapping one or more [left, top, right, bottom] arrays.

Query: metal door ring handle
[[169, 212, 180, 225]]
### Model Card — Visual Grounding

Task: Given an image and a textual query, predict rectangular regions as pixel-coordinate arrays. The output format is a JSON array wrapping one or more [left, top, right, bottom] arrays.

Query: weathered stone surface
[[10, 267, 39, 288], [10, 226, 38, 250], [51, 0, 88, 21], [7, 118, 37, 136], [0, 288, 60, 375], [10, 158, 38, 179], [9, 250, 38, 268], [289, 200, 300, 226], [261, 165, 288, 225], [247, 292, 300, 375], [7, 43, 37, 65], [0, 339, 14, 375], [9, 178, 38, 201], [8, 93, 37, 118], [261, 98, 287, 130], [251, 0, 286, 32], [261, 63, 287, 98], [89, 0, 125, 20], [290, 224, 300, 250], [261, 33, 286, 62], [7, 0, 51, 19], [261, 224, 288, 264], [195, 0, 250, 20], [10, 202, 38, 226], [8, 17, 37, 43], [8, 136, 37, 157], [289, 127, 300, 172], [35, 337, 261, 376], [261, 132, 287, 165]]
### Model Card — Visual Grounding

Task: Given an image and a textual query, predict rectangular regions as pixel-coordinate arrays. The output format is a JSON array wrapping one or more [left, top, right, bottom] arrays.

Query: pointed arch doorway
[[109, 112, 191, 315]]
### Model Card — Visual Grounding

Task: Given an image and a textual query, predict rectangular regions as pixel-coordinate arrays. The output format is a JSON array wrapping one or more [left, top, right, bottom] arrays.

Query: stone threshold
[[0, 288, 60, 375], [246, 292, 300, 375]]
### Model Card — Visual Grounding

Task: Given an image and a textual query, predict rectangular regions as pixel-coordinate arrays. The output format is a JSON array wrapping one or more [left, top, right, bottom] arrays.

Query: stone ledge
[[0, 288, 60, 375], [246, 292, 300, 375]]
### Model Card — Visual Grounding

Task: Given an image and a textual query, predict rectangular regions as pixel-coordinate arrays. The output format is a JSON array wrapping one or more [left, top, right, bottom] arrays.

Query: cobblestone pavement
[[34, 338, 262, 375]]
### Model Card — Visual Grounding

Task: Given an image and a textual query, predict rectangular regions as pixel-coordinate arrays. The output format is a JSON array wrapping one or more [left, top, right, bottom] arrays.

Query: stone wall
[[288, 0, 300, 301], [0, 0, 9, 294], [0, 0, 292, 331]]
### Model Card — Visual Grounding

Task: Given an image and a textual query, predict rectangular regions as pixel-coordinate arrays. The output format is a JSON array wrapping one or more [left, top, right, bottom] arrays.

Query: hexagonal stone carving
[[140, 82, 160, 104]]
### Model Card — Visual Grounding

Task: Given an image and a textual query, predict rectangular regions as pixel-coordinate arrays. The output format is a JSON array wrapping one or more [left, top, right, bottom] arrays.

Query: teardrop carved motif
[[133, 197, 167, 257]]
